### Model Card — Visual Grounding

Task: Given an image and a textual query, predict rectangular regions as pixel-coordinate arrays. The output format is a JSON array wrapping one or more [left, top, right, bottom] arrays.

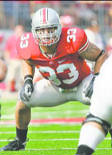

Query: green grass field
[[0, 98, 111, 155]]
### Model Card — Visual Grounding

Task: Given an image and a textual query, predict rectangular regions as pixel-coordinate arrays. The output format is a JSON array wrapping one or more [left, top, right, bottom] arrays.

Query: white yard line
[[0, 130, 80, 134], [0, 138, 77, 142], [19, 147, 112, 151], [0, 137, 110, 142], [26, 148, 77, 151]]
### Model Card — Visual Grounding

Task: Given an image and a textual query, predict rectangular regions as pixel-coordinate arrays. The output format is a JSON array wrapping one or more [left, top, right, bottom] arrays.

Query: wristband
[[95, 50, 105, 61], [94, 73, 99, 76], [24, 75, 33, 82]]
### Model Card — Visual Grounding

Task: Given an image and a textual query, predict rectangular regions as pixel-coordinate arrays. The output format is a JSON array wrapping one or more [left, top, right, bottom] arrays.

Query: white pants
[[90, 54, 112, 125], [19, 74, 93, 107]]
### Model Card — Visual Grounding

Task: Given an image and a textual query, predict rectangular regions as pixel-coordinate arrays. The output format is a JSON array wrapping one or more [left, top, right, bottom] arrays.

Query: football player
[[0, 8, 108, 151], [75, 52, 112, 155]]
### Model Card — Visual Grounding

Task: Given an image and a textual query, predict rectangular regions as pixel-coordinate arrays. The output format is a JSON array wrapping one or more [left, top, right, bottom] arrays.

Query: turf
[[0, 99, 111, 155]]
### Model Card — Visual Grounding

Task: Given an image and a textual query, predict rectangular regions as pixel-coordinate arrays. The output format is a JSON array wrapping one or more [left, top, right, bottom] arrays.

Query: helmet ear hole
[[31, 8, 62, 46]]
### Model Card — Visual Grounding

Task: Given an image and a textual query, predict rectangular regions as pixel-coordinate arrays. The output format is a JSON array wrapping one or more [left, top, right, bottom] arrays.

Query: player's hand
[[85, 73, 99, 98], [20, 75, 34, 102]]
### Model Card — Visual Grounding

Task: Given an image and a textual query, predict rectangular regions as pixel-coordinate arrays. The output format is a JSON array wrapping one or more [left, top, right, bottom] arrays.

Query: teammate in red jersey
[[0, 8, 108, 151]]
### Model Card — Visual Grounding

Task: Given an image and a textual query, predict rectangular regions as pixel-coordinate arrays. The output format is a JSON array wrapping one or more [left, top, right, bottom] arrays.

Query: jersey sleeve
[[16, 33, 31, 59], [77, 29, 89, 54], [70, 28, 89, 54], [16, 33, 40, 60]]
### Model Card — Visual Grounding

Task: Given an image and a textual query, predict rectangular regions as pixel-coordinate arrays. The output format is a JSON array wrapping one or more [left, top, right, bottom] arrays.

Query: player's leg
[[16, 100, 31, 129], [75, 115, 110, 155], [70, 73, 93, 105], [23, 78, 68, 107], [0, 79, 68, 151], [0, 101, 30, 151], [25, 74, 93, 107], [15, 100, 31, 144]]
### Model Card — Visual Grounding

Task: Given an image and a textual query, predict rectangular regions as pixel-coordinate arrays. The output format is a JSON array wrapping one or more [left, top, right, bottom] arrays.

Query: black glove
[[20, 75, 34, 102], [85, 73, 99, 98]]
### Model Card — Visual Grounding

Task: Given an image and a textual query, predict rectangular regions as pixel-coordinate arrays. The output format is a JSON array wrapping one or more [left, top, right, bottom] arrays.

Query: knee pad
[[83, 114, 111, 135]]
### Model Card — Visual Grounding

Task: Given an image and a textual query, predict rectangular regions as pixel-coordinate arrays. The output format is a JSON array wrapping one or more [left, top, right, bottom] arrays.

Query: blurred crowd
[[0, 1, 112, 93], [0, 1, 112, 32]]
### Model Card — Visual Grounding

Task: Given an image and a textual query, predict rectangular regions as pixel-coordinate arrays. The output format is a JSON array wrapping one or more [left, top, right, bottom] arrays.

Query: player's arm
[[22, 60, 35, 78], [79, 42, 108, 74], [80, 42, 108, 98], [20, 60, 35, 102]]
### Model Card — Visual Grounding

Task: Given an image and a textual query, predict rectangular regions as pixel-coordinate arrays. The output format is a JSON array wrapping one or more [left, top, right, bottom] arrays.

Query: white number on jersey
[[39, 63, 79, 86], [20, 34, 30, 48], [67, 28, 76, 43]]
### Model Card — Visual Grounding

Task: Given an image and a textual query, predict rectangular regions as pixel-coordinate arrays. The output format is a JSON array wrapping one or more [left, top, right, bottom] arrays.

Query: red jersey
[[16, 27, 90, 89]]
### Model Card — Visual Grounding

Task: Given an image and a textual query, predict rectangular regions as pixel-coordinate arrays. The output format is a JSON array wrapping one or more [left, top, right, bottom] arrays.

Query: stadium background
[[0, 1, 112, 51], [0, 1, 112, 155]]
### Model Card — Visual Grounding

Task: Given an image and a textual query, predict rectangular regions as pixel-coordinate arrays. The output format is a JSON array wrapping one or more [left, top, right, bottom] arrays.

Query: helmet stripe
[[42, 8, 47, 24]]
